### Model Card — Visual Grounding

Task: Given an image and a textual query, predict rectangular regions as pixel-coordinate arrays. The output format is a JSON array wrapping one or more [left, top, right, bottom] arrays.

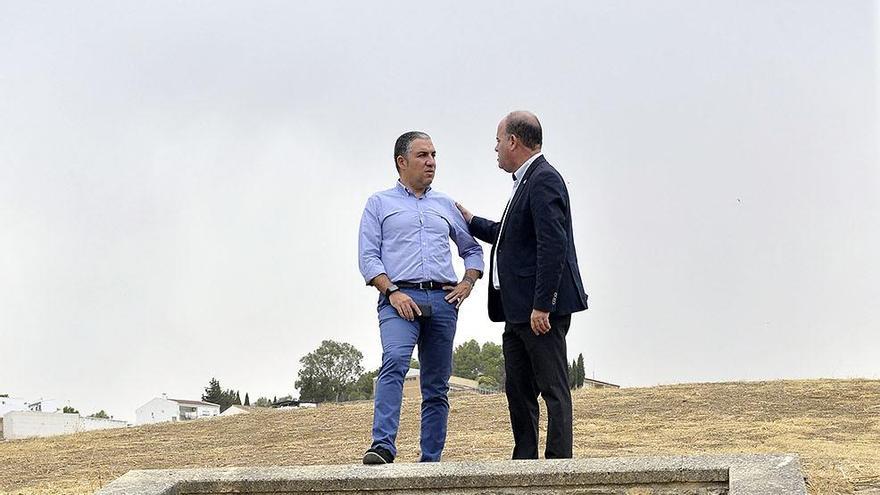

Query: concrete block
[[95, 454, 806, 495]]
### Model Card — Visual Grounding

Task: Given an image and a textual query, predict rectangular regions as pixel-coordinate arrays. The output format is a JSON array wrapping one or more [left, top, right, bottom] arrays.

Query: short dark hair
[[394, 131, 431, 172], [505, 113, 542, 150]]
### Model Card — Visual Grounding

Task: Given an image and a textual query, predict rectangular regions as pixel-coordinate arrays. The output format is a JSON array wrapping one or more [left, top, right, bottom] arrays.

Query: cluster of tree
[[202, 341, 590, 406], [62, 406, 78, 414], [569, 353, 587, 389], [294, 339, 508, 403], [295, 340, 369, 403], [201, 378, 252, 412], [451, 339, 504, 389]]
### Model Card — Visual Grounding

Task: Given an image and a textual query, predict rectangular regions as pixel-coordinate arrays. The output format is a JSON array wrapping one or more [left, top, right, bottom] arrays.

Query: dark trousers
[[502, 314, 573, 459]]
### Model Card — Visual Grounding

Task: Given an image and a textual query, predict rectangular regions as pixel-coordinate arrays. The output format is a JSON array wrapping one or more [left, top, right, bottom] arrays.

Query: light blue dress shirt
[[358, 181, 484, 285]]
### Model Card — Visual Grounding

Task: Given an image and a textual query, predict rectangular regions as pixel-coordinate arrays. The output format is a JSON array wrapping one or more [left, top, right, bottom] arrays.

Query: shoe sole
[[362, 452, 389, 465]]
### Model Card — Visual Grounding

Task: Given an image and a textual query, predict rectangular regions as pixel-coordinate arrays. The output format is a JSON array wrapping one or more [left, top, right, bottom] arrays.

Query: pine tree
[[235, 391, 242, 405], [244, 393, 250, 406], [569, 359, 577, 390], [576, 353, 586, 389], [202, 378, 223, 404]]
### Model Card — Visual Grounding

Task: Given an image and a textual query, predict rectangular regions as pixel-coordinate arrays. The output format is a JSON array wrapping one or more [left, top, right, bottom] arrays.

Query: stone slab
[[95, 454, 807, 495]]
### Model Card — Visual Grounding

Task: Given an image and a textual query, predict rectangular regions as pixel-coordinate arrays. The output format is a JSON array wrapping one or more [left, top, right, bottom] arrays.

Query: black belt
[[394, 281, 453, 290]]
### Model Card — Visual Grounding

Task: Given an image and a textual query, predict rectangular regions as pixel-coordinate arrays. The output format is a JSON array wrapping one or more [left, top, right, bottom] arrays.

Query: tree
[[202, 378, 223, 405], [576, 353, 586, 389], [409, 358, 420, 369], [452, 340, 504, 387], [254, 397, 271, 407], [295, 340, 365, 402], [569, 359, 577, 390], [62, 406, 78, 414], [215, 389, 240, 411], [89, 410, 109, 419], [452, 340, 482, 380], [351, 368, 379, 400], [244, 393, 250, 406], [480, 342, 505, 387], [202, 378, 243, 412]]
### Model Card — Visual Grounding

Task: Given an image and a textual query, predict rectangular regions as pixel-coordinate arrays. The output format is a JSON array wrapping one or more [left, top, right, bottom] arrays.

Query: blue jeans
[[371, 288, 458, 462]]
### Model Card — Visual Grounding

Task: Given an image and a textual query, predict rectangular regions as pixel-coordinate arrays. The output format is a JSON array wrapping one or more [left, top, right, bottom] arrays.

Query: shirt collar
[[512, 152, 543, 183], [396, 180, 431, 197]]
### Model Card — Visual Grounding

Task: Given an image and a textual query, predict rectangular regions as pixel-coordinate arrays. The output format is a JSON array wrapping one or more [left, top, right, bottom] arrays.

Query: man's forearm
[[463, 268, 481, 286], [369, 274, 393, 295]]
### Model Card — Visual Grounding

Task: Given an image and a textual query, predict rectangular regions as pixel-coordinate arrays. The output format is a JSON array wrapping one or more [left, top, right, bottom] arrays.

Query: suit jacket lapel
[[498, 156, 546, 245]]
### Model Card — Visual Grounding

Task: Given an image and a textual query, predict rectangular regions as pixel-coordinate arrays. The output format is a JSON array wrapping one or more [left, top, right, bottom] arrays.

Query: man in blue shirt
[[358, 131, 484, 464]]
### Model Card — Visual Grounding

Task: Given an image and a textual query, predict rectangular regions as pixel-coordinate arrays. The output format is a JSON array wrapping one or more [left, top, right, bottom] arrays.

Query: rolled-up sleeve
[[449, 202, 485, 275], [358, 195, 386, 284]]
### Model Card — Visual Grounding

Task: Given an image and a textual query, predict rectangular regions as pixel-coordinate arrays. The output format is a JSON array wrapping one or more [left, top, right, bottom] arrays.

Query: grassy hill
[[1, 379, 878, 495]]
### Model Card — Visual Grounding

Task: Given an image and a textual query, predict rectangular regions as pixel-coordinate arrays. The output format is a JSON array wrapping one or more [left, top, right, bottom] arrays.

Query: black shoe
[[362, 446, 394, 465]]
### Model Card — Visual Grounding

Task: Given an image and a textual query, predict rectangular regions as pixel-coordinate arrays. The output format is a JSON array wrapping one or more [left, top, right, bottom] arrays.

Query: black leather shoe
[[362, 446, 394, 464]]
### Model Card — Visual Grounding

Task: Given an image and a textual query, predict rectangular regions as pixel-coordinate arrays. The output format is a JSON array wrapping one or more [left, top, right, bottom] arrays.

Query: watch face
[[386, 285, 399, 296]]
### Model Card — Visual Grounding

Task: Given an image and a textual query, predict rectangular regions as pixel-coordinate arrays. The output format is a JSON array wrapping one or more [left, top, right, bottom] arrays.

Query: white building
[[27, 398, 61, 412], [220, 405, 259, 416], [0, 396, 30, 417], [2, 411, 127, 440], [0, 397, 62, 417], [135, 396, 220, 425]]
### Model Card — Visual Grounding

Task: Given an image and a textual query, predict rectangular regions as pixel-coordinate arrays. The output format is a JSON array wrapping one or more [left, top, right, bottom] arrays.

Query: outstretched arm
[[456, 202, 500, 244]]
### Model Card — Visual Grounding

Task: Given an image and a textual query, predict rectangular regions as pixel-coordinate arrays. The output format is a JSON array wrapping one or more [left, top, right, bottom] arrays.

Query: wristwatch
[[385, 284, 400, 297]]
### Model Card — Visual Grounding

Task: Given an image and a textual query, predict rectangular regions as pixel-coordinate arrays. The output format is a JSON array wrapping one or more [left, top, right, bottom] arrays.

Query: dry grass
[[1, 379, 878, 494]]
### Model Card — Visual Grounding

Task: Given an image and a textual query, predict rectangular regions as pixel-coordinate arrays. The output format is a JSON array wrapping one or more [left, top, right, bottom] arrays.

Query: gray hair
[[394, 131, 431, 172]]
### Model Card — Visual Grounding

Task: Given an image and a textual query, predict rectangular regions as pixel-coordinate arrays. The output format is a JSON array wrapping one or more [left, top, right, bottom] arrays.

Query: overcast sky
[[1, 1, 878, 422]]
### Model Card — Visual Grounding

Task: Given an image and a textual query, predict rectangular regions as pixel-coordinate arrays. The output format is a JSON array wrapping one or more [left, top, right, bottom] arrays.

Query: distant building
[[135, 395, 220, 425], [582, 378, 620, 389], [1, 396, 64, 420], [2, 411, 126, 440], [220, 405, 261, 416], [374, 369, 482, 399], [1, 397, 63, 417], [27, 399, 61, 413], [0, 396, 30, 417]]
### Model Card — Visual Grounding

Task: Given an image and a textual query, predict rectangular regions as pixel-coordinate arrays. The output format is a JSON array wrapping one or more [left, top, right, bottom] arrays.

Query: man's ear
[[396, 155, 407, 172]]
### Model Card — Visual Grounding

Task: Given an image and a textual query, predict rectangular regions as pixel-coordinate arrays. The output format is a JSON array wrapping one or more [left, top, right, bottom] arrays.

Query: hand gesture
[[390, 291, 422, 321], [443, 279, 474, 309], [455, 202, 474, 224]]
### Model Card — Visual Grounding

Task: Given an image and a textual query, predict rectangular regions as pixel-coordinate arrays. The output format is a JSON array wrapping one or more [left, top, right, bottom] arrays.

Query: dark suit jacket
[[469, 156, 588, 324]]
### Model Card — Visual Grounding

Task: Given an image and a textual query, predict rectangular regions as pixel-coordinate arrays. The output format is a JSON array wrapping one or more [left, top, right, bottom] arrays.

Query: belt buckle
[[419, 281, 430, 290]]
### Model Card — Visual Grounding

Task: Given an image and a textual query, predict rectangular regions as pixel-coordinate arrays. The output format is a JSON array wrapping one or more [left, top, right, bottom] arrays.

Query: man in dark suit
[[456, 111, 588, 459]]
